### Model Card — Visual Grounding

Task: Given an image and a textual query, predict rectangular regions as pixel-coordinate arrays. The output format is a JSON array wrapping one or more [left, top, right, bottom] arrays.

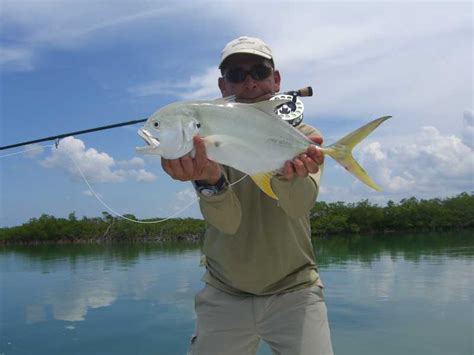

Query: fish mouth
[[137, 128, 160, 149]]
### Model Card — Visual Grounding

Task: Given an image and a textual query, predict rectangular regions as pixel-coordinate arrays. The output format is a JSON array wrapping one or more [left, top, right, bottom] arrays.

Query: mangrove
[[0, 192, 472, 245]]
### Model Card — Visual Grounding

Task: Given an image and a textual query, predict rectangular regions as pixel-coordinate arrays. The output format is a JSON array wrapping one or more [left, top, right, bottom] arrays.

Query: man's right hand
[[161, 136, 222, 185]]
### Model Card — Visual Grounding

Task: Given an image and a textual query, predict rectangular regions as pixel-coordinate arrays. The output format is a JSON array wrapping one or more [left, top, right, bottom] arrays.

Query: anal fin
[[250, 172, 278, 200]]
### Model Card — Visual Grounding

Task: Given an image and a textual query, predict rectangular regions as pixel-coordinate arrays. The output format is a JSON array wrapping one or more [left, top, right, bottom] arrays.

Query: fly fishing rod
[[0, 118, 148, 151], [0, 86, 313, 151]]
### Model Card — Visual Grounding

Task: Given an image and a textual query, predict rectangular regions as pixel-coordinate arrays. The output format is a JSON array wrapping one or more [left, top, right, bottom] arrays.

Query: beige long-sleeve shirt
[[197, 123, 324, 296]]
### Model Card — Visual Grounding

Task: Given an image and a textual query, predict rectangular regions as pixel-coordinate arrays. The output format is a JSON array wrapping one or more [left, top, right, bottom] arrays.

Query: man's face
[[218, 54, 281, 103]]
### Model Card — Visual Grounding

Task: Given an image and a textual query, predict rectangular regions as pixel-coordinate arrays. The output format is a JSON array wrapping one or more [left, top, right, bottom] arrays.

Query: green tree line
[[1, 193, 472, 244], [310, 192, 473, 235]]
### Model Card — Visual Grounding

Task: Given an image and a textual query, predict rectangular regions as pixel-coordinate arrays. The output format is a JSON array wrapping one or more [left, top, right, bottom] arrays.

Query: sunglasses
[[223, 64, 273, 83]]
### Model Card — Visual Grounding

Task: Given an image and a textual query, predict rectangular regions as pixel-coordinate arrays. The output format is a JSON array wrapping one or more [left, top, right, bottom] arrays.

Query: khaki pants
[[188, 284, 333, 355]]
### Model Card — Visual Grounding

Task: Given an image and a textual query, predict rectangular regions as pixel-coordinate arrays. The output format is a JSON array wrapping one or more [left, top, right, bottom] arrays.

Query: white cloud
[[83, 190, 102, 198], [1, 1, 177, 43], [462, 110, 474, 149], [23, 144, 45, 158], [4, 1, 471, 136], [41, 136, 156, 183], [0, 1, 184, 71], [318, 116, 473, 203], [176, 187, 197, 202], [2, 0, 472, 211], [0, 47, 35, 71], [169, 188, 200, 216], [359, 124, 474, 196], [117, 157, 145, 169], [318, 184, 350, 197], [130, 67, 221, 100], [190, 3, 471, 135], [125, 168, 156, 182]]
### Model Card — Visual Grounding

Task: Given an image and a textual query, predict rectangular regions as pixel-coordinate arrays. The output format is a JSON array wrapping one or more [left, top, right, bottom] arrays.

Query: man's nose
[[242, 73, 257, 87]]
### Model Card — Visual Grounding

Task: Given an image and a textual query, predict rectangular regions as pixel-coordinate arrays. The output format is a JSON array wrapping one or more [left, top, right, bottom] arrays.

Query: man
[[162, 36, 333, 355]]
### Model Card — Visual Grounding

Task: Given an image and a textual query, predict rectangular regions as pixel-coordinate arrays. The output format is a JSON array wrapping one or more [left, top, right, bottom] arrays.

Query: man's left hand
[[282, 135, 324, 180]]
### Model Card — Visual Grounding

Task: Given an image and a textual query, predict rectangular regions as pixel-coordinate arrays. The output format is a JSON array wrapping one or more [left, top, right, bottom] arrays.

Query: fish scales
[[137, 97, 391, 197], [190, 100, 311, 175]]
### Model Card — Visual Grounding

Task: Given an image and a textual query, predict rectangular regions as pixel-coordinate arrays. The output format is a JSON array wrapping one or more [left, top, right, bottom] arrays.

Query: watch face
[[200, 188, 216, 197]]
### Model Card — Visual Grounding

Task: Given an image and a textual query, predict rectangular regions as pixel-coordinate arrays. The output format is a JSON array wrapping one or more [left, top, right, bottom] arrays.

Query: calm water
[[1, 232, 473, 355]]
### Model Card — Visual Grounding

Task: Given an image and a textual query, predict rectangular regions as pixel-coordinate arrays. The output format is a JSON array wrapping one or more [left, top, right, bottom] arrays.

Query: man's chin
[[236, 93, 273, 103], [236, 97, 256, 103]]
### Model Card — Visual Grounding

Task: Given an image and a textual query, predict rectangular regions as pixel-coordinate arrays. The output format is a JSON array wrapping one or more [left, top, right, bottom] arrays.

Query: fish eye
[[196, 122, 201, 128]]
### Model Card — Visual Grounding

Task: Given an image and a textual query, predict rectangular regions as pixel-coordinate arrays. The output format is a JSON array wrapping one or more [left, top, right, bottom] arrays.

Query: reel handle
[[282, 86, 313, 98], [296, 86, 313, 97]]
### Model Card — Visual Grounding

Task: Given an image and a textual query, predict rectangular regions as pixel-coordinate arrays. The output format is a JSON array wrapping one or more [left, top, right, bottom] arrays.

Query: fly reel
[[270, 86, 313, 127]]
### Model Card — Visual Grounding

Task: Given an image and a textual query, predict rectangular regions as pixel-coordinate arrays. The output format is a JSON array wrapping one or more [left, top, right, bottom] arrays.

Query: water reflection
[[2, 243, 202, 327], [1, 232, 473, 355], [315, 232, 473, 303]]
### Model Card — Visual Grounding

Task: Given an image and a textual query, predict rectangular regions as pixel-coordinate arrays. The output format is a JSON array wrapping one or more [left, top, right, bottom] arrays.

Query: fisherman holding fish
[[160, 36, 334, 355]]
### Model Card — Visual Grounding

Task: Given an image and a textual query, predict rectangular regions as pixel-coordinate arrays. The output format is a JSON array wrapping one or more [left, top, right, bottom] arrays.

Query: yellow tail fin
[[322, 116, 391, 191]]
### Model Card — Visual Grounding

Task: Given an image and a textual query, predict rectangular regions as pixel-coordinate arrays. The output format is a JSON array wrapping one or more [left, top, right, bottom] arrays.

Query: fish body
[[137, 97, 391, 198]]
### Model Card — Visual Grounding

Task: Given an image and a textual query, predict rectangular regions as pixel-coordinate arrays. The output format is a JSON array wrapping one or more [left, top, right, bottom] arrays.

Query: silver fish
[[137, 97, 391, 199]]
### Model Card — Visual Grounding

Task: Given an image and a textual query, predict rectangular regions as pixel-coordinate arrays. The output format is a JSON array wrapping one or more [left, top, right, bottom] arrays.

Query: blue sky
[[1, 1, 472, 227]]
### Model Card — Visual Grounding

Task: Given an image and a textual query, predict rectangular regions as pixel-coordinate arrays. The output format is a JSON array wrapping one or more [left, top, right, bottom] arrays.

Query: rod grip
[[296, 86, 313, 97]]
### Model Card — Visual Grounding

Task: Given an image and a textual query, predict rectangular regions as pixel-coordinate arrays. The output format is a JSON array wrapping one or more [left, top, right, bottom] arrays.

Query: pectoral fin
[[201, 135, 279, 199], [250, 172, 278, 200]]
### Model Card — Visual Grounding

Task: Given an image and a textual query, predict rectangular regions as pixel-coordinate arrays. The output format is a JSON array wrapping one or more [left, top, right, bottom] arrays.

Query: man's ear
[[218, 77, 227, 96], [273, 70, 281, 93]]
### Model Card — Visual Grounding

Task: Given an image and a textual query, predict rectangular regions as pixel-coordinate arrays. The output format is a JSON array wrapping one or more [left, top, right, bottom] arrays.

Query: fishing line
[[230, 173, 248, 186], [68, 152, 200, 224], [70, 154, 248, 224], [0, 143, 198, 224], [0, 144, 54, 158], [1, 142, 249, 224]]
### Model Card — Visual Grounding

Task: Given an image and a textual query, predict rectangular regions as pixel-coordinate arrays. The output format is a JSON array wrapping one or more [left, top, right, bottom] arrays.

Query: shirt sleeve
[[270, 166, 323, 219], [196, 169, 242, 235]]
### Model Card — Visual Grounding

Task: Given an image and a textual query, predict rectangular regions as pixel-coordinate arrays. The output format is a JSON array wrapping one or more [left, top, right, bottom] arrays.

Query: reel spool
[[270, 86, 312, 127]]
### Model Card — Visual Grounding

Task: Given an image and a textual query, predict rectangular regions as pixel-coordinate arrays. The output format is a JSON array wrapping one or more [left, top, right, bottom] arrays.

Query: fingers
[[282, 155, 318, 180], [169, 158, 186, 180], [282, 145, 323, 181], [180, 155, 194, 176], [283, 161, 295, 180], [293, 157, 307, 177], [193, 136, 207, 175], [298, 153, 319, 175], [306, 145, 324, 166], [161, 136, 221, 182], [308, 134, 323, 146], [161, 154, 194, 181], [161, 158, 173, 177], [161, 137, 200, 181]]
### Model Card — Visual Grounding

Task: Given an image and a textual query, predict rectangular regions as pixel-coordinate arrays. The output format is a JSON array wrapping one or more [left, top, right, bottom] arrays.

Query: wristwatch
[[193, 174, 228, 197]]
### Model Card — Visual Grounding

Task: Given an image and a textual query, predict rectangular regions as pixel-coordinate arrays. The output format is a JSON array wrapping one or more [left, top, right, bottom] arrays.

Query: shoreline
[[1, 227, 472, 247], [2, 193, 472, 246]]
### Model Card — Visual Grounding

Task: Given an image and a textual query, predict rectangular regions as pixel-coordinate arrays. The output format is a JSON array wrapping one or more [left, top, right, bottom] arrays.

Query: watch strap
[[193, 174, 227, 196]]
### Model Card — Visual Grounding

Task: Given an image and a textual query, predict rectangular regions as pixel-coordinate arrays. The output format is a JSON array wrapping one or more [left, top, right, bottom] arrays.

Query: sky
[[0, 0, 472, 227]]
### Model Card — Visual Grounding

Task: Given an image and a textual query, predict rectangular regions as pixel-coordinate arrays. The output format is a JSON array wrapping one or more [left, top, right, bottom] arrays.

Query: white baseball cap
[[219, 36, 274, 69]]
